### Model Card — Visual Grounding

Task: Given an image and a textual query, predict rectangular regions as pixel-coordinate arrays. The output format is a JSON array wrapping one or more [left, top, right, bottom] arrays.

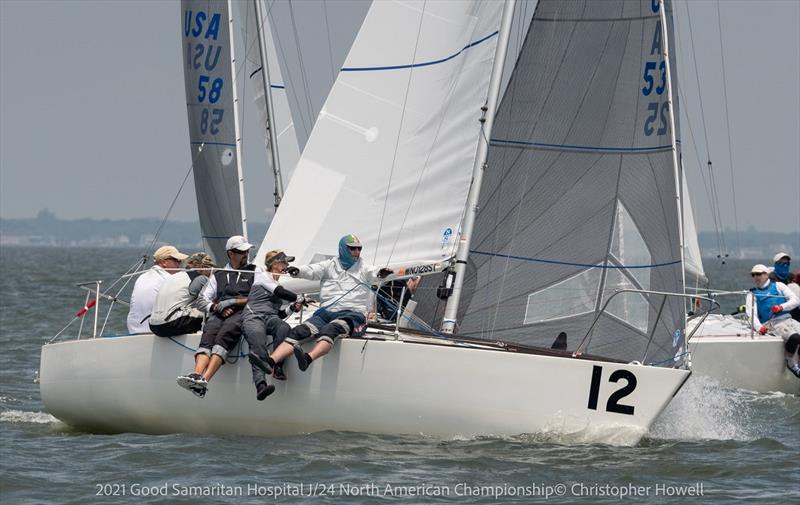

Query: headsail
[[182, 0, 245, 263], [258, 0, 504, 270], [456, 0, 686, 366]]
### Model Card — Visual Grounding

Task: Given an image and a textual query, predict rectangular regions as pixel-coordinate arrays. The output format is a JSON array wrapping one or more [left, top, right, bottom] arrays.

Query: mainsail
[[182, 0, 245, 263], [456, 0, 686, 366], [265, 0, 372, 153], [259, 0, 504, 269]]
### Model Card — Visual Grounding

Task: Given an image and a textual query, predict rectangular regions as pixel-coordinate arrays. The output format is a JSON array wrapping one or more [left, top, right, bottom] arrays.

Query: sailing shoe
[[190, 385, 207, 399], [786, 360, 800, 379], [293, 344, 312, 372], [177, 373, 207, 391], [248, 352, 274, 375], [256, 381, 276, 401], [273, 363, 287, 381]]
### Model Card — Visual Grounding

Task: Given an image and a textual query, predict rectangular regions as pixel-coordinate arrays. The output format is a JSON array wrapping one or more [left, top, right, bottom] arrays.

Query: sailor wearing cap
[[770, 252, 792, 284], [242, 250, 305, 400], [177, 235, 256, 397], [149, 253, 215, 338], [126, 245, 188, 334], [746, 263, 800, 378], [249, 234, 393, 383]]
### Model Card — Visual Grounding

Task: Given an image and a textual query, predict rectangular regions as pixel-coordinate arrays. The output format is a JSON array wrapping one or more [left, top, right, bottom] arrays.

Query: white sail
[[265, 0, 372, 153], [682, 170, 706, 284], [240, 0, 301, 186], [181, 0, 245, 263], [258, 0, 504, 270]]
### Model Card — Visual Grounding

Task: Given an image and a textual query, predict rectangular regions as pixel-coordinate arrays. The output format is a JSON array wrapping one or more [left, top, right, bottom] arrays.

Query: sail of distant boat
[[181, 0, 246, 263]]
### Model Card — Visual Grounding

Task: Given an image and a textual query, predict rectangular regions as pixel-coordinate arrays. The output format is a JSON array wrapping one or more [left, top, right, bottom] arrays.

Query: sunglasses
[[347, 246, 362, 251]]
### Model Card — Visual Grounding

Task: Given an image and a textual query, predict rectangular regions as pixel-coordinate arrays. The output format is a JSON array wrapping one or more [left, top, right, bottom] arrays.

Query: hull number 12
[[587, 365, 637, 415]]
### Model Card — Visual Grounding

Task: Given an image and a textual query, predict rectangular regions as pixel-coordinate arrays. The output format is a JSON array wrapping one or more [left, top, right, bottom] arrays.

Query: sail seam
[[490, 139, 673, 153], [469, 250, 681, 269], [341, 30, 498, 72]]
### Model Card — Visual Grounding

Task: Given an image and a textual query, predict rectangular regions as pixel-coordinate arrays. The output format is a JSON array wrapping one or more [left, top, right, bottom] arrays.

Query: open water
[[1, 247, 797, 504]]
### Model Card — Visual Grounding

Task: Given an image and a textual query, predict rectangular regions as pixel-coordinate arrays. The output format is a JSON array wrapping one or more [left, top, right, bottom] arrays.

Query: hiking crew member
[[176, 236, 255, 397], [148, 253, 214, 337], [243, 250, 304, 401], [252, 234, 392, 381], [127, 245, 188, 334], [746, 264, 800, 378]]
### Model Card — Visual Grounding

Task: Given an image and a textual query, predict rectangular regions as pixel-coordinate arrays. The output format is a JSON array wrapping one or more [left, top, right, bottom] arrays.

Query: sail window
[[523, 268, 601, 325]]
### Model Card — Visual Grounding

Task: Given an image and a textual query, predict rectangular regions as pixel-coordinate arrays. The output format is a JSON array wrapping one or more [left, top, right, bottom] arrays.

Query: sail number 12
[[587, 365, 637, 415]]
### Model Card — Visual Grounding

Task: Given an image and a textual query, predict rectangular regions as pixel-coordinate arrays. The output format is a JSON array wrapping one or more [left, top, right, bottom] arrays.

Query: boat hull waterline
[[40, 333, 690, 444]]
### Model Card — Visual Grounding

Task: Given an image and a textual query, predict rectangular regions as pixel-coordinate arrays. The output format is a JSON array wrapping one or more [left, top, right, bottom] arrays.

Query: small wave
[[0, 409, 59, 425], [648, 376, 756, 441]]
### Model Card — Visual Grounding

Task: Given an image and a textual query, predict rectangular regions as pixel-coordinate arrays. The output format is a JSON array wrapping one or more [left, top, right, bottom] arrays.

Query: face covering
[[338, 236, 357, 270], [773, 262, 790, 281]]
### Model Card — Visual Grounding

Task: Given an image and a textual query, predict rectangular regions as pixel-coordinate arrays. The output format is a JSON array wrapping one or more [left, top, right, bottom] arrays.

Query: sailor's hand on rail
[[286, 266, 300, 277], [221, 307, 235, 318], [771, 304, 783, 314], [758, 325, 768, 335], [377, 268, 393, 279]]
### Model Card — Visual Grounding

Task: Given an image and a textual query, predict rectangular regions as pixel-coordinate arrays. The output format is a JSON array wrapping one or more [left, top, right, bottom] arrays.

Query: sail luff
[[658, 0, 686, 306], [441, 0, 518, 334]]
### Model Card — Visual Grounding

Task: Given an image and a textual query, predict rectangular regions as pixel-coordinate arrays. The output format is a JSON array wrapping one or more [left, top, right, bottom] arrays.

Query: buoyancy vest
[[214, 264, 255, 302], [751, 281, 788, 323]]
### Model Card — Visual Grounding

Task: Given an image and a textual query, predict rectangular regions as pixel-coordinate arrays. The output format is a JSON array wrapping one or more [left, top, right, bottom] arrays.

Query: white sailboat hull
[[688, 315, 799, 394], [40, 332, 689, 444]]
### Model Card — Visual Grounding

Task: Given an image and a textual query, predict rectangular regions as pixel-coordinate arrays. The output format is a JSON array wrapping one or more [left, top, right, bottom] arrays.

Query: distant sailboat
[[40, 0, 696, 443]]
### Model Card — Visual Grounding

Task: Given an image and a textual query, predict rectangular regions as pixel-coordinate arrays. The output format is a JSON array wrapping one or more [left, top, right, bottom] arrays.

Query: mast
[[658, 0, 686, 297], [253, 0, 284, 210], [227, 0, 248, 239], [441, 0, 516, 334]]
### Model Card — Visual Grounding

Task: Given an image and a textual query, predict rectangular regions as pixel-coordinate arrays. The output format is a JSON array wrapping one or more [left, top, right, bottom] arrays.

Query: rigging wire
[[322, 0, 336, 82], [288, 0, 316, 138], [715, 0, 743, 255]]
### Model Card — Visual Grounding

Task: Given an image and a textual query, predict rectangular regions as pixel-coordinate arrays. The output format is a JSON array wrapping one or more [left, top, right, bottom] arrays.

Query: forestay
[[182, 0, 245, 263], [239, 0, 301, 189], [458, 0, 686, 366], [258, 0, 504, 271]]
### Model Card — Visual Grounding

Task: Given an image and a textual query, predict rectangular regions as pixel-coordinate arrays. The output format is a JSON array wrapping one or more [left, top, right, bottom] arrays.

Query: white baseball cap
[[225, 235, 253, 252], [751, 264, 770, 274], [773, 252, 790, 263]]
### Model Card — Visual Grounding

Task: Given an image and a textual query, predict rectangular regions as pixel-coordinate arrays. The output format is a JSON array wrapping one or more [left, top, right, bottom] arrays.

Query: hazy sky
[[1, 0, 798, 237]]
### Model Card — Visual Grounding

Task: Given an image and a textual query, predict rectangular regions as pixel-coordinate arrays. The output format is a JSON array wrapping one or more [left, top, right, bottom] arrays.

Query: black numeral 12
[[587, 365, 637, 415]]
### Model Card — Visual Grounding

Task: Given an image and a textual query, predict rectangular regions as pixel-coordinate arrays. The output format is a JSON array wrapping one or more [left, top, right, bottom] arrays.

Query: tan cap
[[186, 252, 215, 269], [265, 249, 295, 268], [751, 264, 770, 274], [773, 252, 790, 263], [153, 245, 188, 262]]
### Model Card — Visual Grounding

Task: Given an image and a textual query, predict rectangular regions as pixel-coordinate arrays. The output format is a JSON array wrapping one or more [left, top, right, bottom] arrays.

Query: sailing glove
[[377, 268, 393, 279], [771, 304, 783, 314], [759, 325, 769, 335], [287, 266, 300, 277]]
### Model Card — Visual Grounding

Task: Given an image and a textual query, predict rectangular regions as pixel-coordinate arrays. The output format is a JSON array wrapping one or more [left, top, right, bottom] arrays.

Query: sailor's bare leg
[[194, 354, 210, 375], [203, 354, 225, 381], [270, 341, 294, 364], [308, 340, 332, 360]]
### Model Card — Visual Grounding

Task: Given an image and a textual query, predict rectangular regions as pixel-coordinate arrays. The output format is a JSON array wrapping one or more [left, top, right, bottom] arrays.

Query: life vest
[[214, 264, 255, 302], [751, 281, 788, 323]]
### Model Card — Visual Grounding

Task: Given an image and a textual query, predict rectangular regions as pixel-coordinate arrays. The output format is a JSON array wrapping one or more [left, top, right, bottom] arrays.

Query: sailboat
[[40, 0, 694, 444]]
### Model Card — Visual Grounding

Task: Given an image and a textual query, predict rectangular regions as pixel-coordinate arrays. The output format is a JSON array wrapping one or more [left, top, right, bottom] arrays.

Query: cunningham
[[172, 483, 241, 497]]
